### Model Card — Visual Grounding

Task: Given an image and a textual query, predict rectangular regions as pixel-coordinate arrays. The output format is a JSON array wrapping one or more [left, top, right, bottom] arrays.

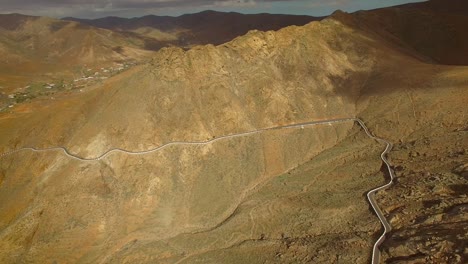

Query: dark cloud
[[0, 0, 285, 18], [0, 0, 426, 18], [2, 0, 279, 9]]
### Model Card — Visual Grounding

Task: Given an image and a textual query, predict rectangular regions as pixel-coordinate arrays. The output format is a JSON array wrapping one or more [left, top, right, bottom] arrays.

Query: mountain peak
[[0, 13, 39, 30]]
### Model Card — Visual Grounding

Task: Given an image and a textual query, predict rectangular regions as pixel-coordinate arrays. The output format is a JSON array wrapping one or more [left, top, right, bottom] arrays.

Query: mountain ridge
[[63, 10, 321, 49], [0, 13, 155, 93], [0, 1, 467, 263]]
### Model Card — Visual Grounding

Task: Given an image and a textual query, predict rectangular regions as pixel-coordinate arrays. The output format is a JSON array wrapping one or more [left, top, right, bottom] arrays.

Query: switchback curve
[[0, 117, 393, 264]]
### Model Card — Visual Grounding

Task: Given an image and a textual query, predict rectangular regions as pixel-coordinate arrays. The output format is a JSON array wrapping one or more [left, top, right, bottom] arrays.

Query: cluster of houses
[[1, 62, 137, 111], [72, 62, 133, 85]]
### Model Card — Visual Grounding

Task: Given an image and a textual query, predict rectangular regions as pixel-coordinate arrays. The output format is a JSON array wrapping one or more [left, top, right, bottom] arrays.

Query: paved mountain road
[[0, 118, 354, 161], [355, 118, 395, 264], [0, 117, 394, 264]]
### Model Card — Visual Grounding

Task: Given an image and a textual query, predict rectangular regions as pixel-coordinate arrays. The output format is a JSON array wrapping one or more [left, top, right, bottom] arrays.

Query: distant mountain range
[[0, 11, 321, 87], [1, 0, 467, 90], [1, 1, 468, 263], [63, 10, 321, 50]]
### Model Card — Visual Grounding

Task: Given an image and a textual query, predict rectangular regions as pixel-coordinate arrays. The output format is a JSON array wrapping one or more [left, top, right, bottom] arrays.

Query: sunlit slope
[[0, 14, 153, 88], [0, 15, 384, 156], [0, 5, 467, 264], [65, 11, 320, 49]]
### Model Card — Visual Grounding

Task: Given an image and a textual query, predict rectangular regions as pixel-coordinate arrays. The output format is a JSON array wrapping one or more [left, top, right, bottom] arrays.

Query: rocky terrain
[[0, 0, 467, 263], [380, 129, 467, 263], [0, 13, 154, 101], [64, 11, 320, 50], [0, 11, 320, 113]]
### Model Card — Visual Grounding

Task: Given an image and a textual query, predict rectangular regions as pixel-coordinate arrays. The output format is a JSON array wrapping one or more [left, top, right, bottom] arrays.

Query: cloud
[[0, 0, 295, 10], [2, 0, 257, 9], [0, 0, 427, 18], [307, 0, 350, 8], [0, 0, 266, 17], [213, 0, 257, 8]]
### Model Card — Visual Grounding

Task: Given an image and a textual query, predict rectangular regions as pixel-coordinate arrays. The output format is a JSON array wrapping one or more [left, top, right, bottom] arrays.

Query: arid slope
[[352, 0, 468, 65], [0, 2, 467, 264], [64, 11, 321, 49], [0, 14, 153, 90]]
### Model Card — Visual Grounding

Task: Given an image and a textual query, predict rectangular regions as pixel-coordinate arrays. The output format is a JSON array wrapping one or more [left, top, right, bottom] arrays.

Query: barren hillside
[[352, 0, 468, 65], [0, 1, 467, 263], [64, 11, 321, 49], [0, 13, 153, 91]]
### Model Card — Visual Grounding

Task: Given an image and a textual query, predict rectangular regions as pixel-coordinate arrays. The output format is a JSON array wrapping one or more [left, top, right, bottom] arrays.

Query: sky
[[0, 0, 428, 19]]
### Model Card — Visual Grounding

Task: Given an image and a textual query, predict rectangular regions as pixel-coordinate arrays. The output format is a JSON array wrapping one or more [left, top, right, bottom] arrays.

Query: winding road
[[355, 119, 395, 264], [0, 117, 394, 264]]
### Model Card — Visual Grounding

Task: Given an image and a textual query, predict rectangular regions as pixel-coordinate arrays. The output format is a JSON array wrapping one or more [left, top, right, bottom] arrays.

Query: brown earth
[[64, 11, 321, 50], [0, 13, 154, 91], [0, 0, 467, 263], [352, 0, 468, 65]]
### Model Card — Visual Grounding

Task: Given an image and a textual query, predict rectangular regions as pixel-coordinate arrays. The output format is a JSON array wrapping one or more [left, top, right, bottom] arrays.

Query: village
[[0, 62, 136, 112]]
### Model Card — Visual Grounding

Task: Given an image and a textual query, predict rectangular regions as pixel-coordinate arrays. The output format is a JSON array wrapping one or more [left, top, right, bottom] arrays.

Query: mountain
[[352, 0, 468, 65], [0, 13, 153, 90], [0, 1, 467, 263], [64, 11, 321, 49], [0, 11, 319, 101]]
